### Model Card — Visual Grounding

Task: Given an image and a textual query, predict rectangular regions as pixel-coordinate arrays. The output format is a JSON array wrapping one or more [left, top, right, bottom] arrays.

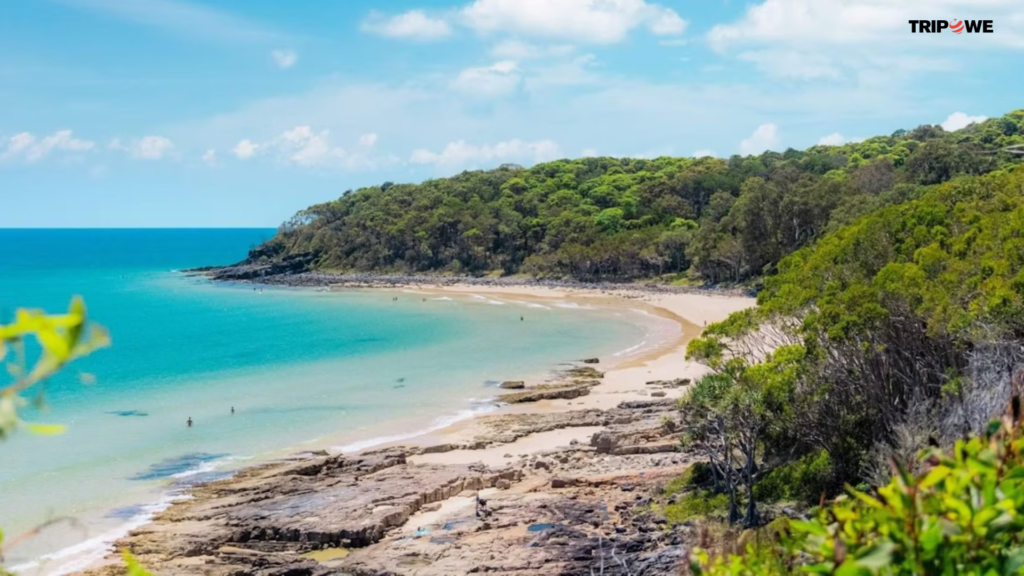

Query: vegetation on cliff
[[692, 404, 1024, 575], [681, 160, 1024, 542], [243, 111, 1024, 283]]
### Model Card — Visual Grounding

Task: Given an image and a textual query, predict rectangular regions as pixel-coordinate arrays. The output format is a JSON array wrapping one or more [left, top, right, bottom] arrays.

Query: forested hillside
[[680, 147, 1024, 574], [244, 110, 1024, 283]]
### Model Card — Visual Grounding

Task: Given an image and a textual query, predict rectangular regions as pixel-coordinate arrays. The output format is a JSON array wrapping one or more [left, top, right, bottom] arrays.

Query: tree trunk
[[743, 442, 760, 528]]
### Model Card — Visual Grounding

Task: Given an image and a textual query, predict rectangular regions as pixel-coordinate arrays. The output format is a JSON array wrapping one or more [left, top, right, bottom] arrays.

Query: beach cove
[[0, 229, 755, 575], [66, 274, 754, 576]]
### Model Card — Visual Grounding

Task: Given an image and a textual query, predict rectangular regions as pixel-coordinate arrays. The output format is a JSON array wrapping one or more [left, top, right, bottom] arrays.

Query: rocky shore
[[185, 262, 754, 299], [78, 266, 758, 575], [81, 376, 700, 576]]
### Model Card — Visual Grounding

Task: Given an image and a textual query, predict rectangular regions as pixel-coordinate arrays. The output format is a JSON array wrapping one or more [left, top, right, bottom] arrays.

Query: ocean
[[0, 229, 667, 574]]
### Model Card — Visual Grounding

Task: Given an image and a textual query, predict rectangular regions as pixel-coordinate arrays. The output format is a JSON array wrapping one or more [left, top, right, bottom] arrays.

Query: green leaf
[[919, 465, 952, 489], [853, 541, 894, 570], [21, 421, 67, 436]]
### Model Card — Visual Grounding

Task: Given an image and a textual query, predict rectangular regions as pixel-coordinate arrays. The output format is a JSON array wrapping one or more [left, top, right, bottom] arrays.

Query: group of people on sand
[[187, 406, 234, 427]]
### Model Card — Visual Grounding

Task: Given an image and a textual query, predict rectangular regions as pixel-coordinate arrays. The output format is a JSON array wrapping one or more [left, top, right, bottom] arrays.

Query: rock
[[498, 385, 593, 404], [582, 358, 600, 364], [534, 459, 551, 471], [565, 366, 603, 379], [569, 439, 579, 446], [650, 391, 667, 398], [551, 477, 577, 488], [612, 441, 678, 455], [644, 378, 691, 388], [591, 431, 618, 454], [421, 502, 443, 512], [496, 479, 512, 490], [499, 380, 525, 389]]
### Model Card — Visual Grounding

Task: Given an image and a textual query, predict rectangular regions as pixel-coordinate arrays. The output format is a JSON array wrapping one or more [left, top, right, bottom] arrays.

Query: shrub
[[666, 492, 731, 525], [753, 450, 834, 505], [691, 407, 1024, 575]]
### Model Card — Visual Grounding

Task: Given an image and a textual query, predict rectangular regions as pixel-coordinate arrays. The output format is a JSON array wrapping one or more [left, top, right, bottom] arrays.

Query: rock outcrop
[[82, 396, 692, 576]]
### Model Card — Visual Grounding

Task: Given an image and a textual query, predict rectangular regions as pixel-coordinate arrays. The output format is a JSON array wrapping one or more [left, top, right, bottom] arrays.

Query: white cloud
[[109, 135, 175, 159], [275, 126, 340, 166], [739, 123, 779, 155], [941, 111, 988, 131], [231, 127, 395, 170], [411, 138, 561, 168], [202, 149, 218, 165], [738, 50, 841, 80], [134, 136, 175, 159], [2, 130, 95, 162], [461, 0, 687, 44], [30, 130, 96, 160], [233, 139, 258, 159], [451, 60, 521, 97], [491, 40, 576, 60], [581, 148, 599, 157], [706, 0, 1024, 49], [271, 49, 298, 69], [361, 10, 452, 41], [817, 132, 847, 146], [707, 1, 1024, 81], [693, 149, 717, 158]]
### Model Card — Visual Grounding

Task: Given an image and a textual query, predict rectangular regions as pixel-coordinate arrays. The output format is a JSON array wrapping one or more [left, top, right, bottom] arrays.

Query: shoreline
[[184, 267, 756, 299], [390, 284, 753, 461], [59, 281, 753, 575]]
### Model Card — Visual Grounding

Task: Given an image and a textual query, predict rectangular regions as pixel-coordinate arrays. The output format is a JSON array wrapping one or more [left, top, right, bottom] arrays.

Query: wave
[[11, 452, 241, 575], [430, 296, 453, 301], [612, 340, 648, 357], [501, 298, 551, 310], [333, 401, 500, 454], [554, 301, 594, 310], [468, 294, 506, 306], [10, 494, 179, 576]]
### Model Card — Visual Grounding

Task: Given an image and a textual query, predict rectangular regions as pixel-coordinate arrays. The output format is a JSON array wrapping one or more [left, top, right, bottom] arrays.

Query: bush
[[753, 450, 834, 505], [665, 492, 731, 525], [691, 408, 1024, 575]]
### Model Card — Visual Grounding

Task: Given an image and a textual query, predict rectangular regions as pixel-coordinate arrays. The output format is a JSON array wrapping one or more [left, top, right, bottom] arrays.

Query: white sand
[[402, 286, 756, 466]]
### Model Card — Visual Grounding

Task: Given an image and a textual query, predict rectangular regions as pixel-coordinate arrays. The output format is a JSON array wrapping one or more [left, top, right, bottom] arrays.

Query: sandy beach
[[71, 283, 756, 576], [367, 285, 756, 467]]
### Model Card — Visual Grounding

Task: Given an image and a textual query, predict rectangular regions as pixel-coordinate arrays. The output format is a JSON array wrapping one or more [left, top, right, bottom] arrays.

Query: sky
[[2, 0, 1023, 227]]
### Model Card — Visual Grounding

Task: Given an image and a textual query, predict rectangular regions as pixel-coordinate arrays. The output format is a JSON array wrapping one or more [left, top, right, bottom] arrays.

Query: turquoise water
[[0, 229, 661, 573]]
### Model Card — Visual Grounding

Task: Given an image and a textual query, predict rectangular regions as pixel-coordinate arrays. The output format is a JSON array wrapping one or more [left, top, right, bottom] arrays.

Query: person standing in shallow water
[[231, 406, 235, 414], [187, 417, 193, 427]]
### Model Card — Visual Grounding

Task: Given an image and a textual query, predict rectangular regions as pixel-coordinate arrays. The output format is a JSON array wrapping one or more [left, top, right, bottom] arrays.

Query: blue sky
[[2, 0, 1022, 227]]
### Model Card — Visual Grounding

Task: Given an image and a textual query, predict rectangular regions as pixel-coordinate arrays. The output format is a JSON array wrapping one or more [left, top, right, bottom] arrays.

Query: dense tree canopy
[[683, 162, 1024, 535], [247, 110, 1024, 282]]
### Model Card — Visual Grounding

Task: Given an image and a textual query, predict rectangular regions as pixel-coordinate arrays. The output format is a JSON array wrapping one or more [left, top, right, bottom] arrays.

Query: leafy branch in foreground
[[0, 297, 109, 572], [691, 402, 1024, 575], [0, 296, 110, 439]]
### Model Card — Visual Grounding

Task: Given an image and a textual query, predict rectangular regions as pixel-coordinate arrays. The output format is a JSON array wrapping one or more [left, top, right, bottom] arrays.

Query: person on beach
[[187, 417, 193, 427]]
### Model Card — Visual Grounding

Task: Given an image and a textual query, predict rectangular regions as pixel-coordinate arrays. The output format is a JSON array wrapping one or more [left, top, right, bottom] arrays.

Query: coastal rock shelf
[[82, 397, 694, 576]]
